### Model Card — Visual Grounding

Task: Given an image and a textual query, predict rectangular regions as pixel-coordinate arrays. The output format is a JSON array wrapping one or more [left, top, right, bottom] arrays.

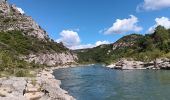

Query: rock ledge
[[0, 66, 76, 100]]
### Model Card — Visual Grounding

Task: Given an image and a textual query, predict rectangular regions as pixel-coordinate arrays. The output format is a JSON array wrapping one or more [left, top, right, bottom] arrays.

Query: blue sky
[[9, 0, 170, 49]]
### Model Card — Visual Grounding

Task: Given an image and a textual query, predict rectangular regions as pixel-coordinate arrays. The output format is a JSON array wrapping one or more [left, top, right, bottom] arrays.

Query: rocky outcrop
[[0, 0, 78, 65], [21, 52, 78, 66], [36, 69, 75, 100], [0, 77, 27, 100], [0, 0, 10, 14], [155, 58, 170, 69], [112, 34, 143, 50], [107, 58, 170, 70], [0, 1, 77, 99], [0, 67, 76, 100], [0, 0, 48, 40], [107, 59, 145, 70]]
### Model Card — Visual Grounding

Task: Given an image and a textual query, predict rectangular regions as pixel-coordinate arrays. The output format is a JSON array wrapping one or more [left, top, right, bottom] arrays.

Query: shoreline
[[0, 65, 80, 100], [106, 58, 170, 70], [0, 64, 95, 100], [0, 62, 170, 99], [37, 65, 77, 100]]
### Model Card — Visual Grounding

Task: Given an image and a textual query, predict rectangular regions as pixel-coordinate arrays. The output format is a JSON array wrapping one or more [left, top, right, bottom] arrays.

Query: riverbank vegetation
[[75, 26, 170, 64], [0, 30, 68, 77]]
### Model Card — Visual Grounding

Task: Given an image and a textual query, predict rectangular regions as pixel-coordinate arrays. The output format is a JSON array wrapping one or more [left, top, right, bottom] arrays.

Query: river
[[53, 64, 170, 100]]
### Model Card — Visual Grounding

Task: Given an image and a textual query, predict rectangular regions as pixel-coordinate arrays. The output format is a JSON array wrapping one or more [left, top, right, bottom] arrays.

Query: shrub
[[15, 69, 29, 77]]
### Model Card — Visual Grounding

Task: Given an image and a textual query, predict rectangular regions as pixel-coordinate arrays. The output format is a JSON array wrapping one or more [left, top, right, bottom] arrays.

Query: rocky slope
[[0, 0, 77, 66], [76, 26, 170, 68], [75, 34, 143, 64], [112, 34, 143, 50], [0, 1, 75, 99], [22, 52, 78, 66], [0, 0, 48, 40]]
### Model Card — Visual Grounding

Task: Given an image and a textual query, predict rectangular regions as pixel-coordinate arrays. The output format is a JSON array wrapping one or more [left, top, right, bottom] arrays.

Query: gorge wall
[[0, 0, 78, 66]]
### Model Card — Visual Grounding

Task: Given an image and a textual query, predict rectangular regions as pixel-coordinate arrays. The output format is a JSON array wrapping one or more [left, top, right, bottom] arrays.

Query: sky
[[8, 0, 170, 49]]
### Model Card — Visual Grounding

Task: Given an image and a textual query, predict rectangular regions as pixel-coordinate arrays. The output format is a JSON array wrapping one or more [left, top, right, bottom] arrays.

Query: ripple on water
[[53, 65, 170, 100]]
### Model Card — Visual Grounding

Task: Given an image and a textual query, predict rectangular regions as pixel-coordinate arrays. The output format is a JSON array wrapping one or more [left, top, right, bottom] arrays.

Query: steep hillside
[[0, 0, 77, 76], [0, 0, 48, 40], [75, 34, 143, 64], [75, 26, 170, 64]]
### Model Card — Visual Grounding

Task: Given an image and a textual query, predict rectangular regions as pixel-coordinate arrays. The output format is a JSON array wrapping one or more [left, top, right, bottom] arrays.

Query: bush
[[0, 30, 68, 55], [15, 69, 29, 77], [76, 26, 170, 64]]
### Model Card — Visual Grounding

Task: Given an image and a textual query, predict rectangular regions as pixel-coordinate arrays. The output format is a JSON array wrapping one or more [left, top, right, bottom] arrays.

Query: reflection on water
[[53, 65, 170, 100]]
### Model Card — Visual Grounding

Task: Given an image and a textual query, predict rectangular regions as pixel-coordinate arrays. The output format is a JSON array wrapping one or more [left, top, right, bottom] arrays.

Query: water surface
[[53, 64, 170, 100]]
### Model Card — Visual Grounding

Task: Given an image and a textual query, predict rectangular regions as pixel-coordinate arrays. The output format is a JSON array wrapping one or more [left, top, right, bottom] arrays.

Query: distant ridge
[[75, 26, 170, 64]]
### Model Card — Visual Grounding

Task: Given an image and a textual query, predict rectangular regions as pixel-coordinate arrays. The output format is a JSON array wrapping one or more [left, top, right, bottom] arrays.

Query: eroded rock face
[[0, 0, 48, 40], [0, 69, 76, 100], [0, 1, 78, 65], [107, 58, 170, 70], [112, 34, 142, 50], [22, 52, 78, 66], [36, 69, 75, 100], [111, 59, 145, 70], [0, 0, 10, 14], [156, 58, 170, 69]]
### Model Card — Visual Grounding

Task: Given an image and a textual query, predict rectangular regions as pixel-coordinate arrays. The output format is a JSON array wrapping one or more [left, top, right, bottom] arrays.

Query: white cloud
[[147, 17, 170, 33], [103, 15, 142, 34], [56, 30, 110, 50], [56, 30, 80, 48], [137, 0, 170, 11], [70, 44, 95, 50], [95, 41, 110, 46], [71, 41, 110, 50], [155, 17, 170, 29], [16, 7, 25, 14]]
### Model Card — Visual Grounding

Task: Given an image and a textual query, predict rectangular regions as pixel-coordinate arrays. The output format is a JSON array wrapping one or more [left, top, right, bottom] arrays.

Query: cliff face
[[0, 0, 10, 13], [22, 52, 78, 66], [0, 0, 48, 40], [0, 0, 77, 66]]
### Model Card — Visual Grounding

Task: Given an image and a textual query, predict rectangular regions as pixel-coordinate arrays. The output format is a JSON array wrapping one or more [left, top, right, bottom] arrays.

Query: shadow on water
[[53, 65, 170, 100]]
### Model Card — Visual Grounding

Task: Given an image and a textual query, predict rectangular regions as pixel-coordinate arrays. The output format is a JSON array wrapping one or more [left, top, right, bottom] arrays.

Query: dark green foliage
[[0, 30, 68, 55], [152, 26, 169, 43], [0, 30, 69, 76], [75, 44, 111, 64], [76, 26, 170, 64], [15, 69, 30, 77]]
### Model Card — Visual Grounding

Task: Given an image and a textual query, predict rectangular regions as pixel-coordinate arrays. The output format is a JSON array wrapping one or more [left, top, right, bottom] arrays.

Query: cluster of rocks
[[107, 58, 170, 70], [0, 68, 75, 100], [0, 0, 48, 40]]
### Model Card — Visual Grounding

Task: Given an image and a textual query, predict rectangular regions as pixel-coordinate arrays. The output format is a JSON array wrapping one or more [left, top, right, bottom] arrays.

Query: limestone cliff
[[0, 0, 78, 66], [0, 0, 48, 40], [22, 52, 78, 66]]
